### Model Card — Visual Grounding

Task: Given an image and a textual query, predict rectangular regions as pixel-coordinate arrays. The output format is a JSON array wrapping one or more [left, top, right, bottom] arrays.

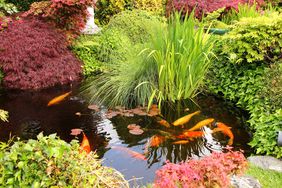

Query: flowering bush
[[25, 0, 93, 40], [154, 150, 248, 188], [0, 17, 82, 90], [166, 0, 265, 19]]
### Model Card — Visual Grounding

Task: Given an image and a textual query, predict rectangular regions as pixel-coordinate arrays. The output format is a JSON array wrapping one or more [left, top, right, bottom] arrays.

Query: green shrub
[[72, 28, 132, 77], [107, 10, 165, 44], [0, 0, 17, 14], [0, 133, 129, 187], [249, 109, 282, 158], [95, 0, 165, 24], [221, 13, 282, 64], [133, 0, 165, 15], [6, 0, 42, 11], [95, 0, 132, 24], [206, 44, 282, 158]]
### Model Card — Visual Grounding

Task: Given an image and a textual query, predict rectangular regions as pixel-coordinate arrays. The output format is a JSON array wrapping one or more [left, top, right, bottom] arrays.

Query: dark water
[[0, 85, 252, 185]]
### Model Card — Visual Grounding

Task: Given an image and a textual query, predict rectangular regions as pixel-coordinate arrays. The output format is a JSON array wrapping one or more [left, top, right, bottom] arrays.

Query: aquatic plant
[[0, 17, 82, 90], [0, 133, 129, 187], [154, 149, 248, 188], [84, 12, 213, 108], [146, 12, 214, 106]]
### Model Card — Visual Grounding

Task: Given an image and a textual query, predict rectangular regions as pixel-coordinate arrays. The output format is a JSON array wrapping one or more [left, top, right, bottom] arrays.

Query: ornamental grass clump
[[0, 133, 129, 187], [83, 12, 213, 108], [154, 150, 248, 188]]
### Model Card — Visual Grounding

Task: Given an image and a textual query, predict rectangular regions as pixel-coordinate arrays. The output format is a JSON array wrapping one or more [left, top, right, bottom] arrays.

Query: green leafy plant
[[6, 0, 42, 11], [206, 40, 282, 158], [0, 133, 129, 187], [221, 12, 282, 64], [0, 109, 8, 122], [0, 0, 17, 14]]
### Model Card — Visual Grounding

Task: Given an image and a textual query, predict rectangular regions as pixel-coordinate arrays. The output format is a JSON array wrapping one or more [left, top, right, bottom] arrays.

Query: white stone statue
[[82, 1, 100, 34]]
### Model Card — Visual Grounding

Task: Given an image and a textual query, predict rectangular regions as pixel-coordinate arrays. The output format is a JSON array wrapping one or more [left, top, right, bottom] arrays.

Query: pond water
[[0, 85, 252, 185]]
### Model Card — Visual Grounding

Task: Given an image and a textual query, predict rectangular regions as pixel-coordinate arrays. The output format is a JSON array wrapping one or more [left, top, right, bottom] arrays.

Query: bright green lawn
[[246, 164, 282, 188]]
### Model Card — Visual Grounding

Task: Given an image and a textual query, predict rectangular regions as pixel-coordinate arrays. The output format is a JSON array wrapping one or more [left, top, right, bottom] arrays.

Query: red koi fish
[[216, 122, 234, 145], [157, 119, 171, 128], [188, 118, 215, 131], [80, 133, 91, 154], [112, 146, 147, 160], [47, 91, 72, 106], [176, 131, 204, 139], [172, 111, 201, 126], [149, 135, 165, 147]]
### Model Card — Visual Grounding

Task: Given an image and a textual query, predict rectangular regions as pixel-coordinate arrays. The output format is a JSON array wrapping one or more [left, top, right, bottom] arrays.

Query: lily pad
[[127, 124, 141, 130], [129, 129, 144, 135], [70, 128, 83, 136]]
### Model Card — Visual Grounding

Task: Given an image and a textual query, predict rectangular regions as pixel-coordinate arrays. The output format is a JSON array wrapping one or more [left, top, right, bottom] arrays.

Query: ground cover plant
[[0, 0, 17, 15], [0, 133, 129, 187], [83, 12, 214, 108], [6, 0, 41, 11], [0, 17, 82, 90], [154, 149, 248, 188], [246, 164, 282, 187]]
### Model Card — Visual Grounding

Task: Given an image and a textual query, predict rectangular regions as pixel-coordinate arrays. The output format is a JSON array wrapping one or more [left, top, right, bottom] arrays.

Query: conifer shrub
[[0, 17, 82, 90]]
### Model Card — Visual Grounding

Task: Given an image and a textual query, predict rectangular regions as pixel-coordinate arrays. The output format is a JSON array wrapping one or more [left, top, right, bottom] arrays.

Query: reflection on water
[[0, 86, 252, 185]]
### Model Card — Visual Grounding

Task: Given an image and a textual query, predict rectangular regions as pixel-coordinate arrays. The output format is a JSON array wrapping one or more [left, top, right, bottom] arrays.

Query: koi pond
[[0, 85, 252, 185]]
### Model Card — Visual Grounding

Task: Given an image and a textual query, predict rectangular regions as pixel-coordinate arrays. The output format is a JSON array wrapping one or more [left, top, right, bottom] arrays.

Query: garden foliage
[[0, 133, 128, 187], [95, 0, 165, 24], [0, 17, 82, 90], [25, 0, 93, 39], [6, 0, 41, 11], [73, 10, 162, 77], [206, 14, 282, 158], [166, 0, 264, 19], [84, 12, 213, 108], [154, 150, 247, 188], [221, 13, 282, 64], [0, 0, 17, 15]]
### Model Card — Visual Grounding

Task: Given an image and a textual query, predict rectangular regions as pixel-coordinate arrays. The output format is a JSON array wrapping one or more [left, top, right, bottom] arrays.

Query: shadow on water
[[0, 85, 252, 185]]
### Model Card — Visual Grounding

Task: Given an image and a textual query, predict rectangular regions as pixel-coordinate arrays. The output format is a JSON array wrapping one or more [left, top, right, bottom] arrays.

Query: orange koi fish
[[157, 119, 171, 128], [188, 118, 215, 131], [150, 135, 166, 147], [47, 91, 72, 106], [172, 111, 201, 126], [112, 146, 147, 160], [216, 122, 234, 145], [176, 131, 204, 139], [172, 140, 189, 145], [80, 133, 91, 154]]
